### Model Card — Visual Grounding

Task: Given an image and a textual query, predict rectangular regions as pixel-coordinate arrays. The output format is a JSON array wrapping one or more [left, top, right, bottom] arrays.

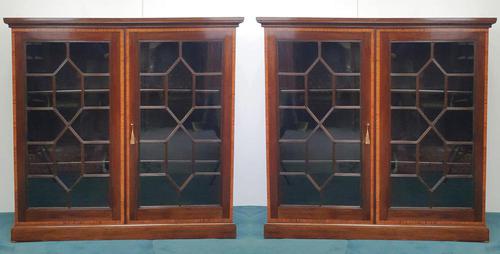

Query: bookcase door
[[13, 30, 124, 222], [378, 30, 488, 223], [265, 29, 375, 222], [126, 29, 235, 222]]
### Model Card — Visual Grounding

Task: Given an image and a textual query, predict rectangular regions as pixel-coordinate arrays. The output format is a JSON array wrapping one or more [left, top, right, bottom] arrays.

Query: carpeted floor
[[0, 206, 499, 254]]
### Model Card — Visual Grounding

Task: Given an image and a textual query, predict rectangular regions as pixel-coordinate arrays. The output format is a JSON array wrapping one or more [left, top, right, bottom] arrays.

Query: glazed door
[[13, 30, 124, 222], [127, 29, 234, 222], [378, 30, 488, 223], [266, 30, 374, 222]]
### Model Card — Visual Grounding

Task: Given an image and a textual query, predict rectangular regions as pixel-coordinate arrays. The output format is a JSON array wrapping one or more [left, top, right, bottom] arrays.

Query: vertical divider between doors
[[121, 28, 127, 224], [374, 29, 381, 224]]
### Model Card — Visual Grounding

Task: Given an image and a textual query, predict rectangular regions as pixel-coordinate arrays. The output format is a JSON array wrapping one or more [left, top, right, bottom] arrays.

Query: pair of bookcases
[[4, 17, 495, 242]]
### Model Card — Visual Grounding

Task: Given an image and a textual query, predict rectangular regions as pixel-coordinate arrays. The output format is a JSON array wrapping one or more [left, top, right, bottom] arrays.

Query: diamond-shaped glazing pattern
[[25, 42, 111, 208], [138, 41, 223, 206], [277, 41, 362, 206], [390, 42, 475, 208]]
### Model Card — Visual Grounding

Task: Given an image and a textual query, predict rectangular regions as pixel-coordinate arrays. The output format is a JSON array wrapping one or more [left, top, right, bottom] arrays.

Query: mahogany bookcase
[[258, 17, 496, 242], [4, 17, 243, 242]]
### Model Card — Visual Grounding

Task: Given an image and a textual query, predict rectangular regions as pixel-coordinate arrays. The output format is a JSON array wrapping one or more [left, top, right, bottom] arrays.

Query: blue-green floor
[[1, 206, 500, 254]]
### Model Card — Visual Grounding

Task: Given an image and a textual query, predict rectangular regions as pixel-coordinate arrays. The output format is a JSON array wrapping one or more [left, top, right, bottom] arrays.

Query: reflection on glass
[[391, 43, 430, 73], [278, 41, 317, 73], [26, 42, 111, 208], [138, 40, 224, 206], [182, 42, 223, 73], [140, 42, 178, 73], [322, 42, 360, 73], [390, 41, 475, 208], [277, 40, 362, 206]]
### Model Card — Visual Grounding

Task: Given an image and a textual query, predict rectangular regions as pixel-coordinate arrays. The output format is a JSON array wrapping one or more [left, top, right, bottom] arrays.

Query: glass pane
[[279, 92, 304, 106], [324, 109, 360, 140], [72, 110, 109, 141], [141, 76, 163, 89], [140, 42, 178, 73], [308, 63, 332, 89], [322, 42, 360, 73], [70, 43, 109, 73], [56, 92, 81, 120], [27, 93, 52, 107], [138, 40, 223, 206], [182, 41, 223, 73], [391, 43, 430, 73], [279, 109, 316, 140], [307, 91, 332, 119], [436, 110, 473, 141], [85, 76, 109, 89], [25, 42, 111, 208], [278, 41, 317, 73], [392, 92, 416, 106], [420, 92, 444, 120], [54, 131, 81, 162], [277, 40, 362, 207], [27, 76, 52, 91], [85, 92, 109, 106], [434, 42, 474, 73], [26, 42, 66, 73], [280, 142, 306, 160], [419, 63, 445, 90], [196, 75, 221, 90], [336, 76, 360, 89], [279, 75, 305, 90], [184, 109, 220, 140], [390, 41, 475, 208], [307, 130, 332, 160], [180, 176, 220, 205], [140, 109, 177, 140], [280, 175, 320, 205], [391, 76, 416, 89], [141, 91, 164, 106], [27, 110, 64, 141], [391, 110, 427, 141]]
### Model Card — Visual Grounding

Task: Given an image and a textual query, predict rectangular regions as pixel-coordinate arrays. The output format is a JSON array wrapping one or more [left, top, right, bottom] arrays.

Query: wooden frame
[[5, 18, 243, 242], [10, 29, 124, 224], [378, 29, 488, 224], [126, 28, 235, 223], [264, 29, 375, 223], [258, 17, 495, 242]]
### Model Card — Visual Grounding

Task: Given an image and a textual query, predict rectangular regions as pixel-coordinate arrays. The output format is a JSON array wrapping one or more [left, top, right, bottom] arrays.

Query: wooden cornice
[[4, 17, 244, 28], [256, 17, 497, 28]]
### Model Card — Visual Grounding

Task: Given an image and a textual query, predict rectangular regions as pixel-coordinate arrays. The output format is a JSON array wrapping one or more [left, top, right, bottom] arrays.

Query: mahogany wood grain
[[263, 28, 375, 222], [264, 223, 489, 242], [259, 18, 495, 242], [7, 18, 242, 242], [378, 29, 489, 223], [125, 28, 236, 222], [257, 17, 496, 28], [11, 29, 124, 224], [4, 18, 244, 28], [12, 223, 236, 242]]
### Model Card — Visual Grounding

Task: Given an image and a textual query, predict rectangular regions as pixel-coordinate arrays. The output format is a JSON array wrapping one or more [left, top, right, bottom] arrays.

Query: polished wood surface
[[12, 223, 236, 242], [377, 29, 488, 224], [257, 17, 496, 28], [263, 28, 375, 222], [264, 223, 489, 242], [4, 18, 244, 28], [125, 28, 235, 222], [11, 30, 124, 224], [259, 17, 495, 241], [7, 17, 242, 241]]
